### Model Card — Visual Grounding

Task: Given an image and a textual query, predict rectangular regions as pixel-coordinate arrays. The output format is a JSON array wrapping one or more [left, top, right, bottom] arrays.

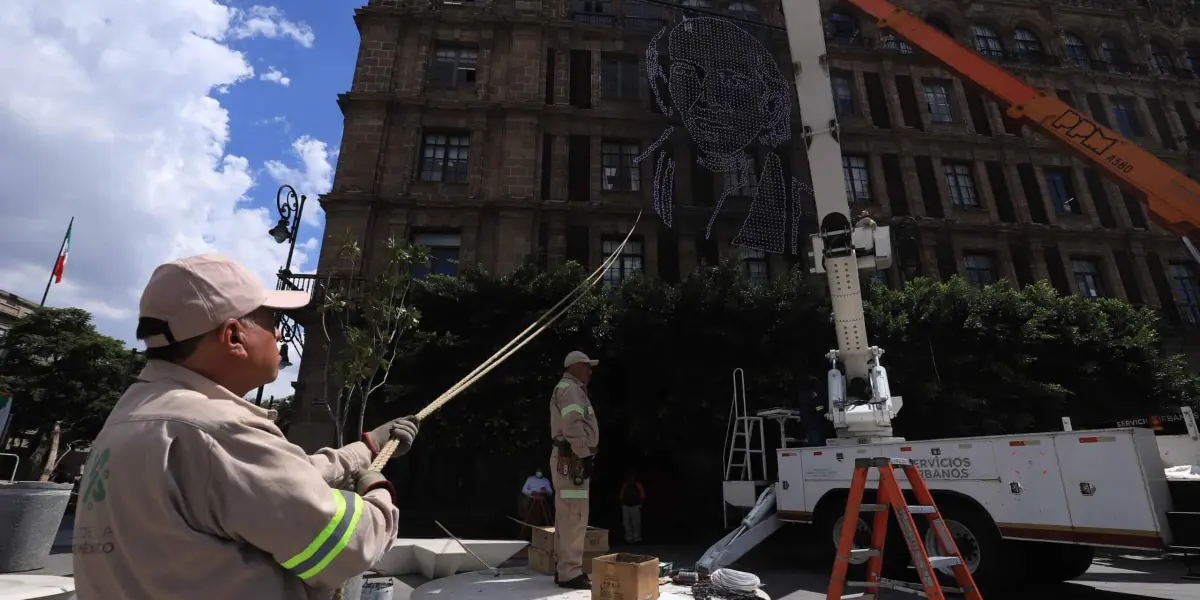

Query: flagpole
[[40, 217, 73, 307]]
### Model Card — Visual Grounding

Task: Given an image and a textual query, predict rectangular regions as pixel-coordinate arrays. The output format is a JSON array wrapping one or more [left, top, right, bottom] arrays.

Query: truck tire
[[1022, 542, 1094, 584], [920, 497, 1024, 591], [812, 497, 908, 579]]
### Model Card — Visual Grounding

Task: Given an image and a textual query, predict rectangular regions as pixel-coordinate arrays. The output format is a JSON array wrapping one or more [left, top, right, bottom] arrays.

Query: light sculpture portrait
[[637, 16, 812, 255]]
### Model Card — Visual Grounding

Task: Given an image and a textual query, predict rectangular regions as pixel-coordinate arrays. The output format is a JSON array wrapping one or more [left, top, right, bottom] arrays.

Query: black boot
[[558, 574, 591, 590]]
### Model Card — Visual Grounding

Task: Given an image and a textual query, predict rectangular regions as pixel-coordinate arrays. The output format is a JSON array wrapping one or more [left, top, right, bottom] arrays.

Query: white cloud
[[0, 0, 329, 400], [264, 136, 333, 228], [260, 66, 290, 87], [230, 6, 315, 48]]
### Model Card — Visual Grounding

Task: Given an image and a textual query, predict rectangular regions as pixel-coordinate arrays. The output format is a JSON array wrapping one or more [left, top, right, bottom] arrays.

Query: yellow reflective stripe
[[298, 493, 364, 581], [281, 489, 346, 571], [561, 404, 585, 418], [556, 381, 571, 389], [561, 489, 589, 499]]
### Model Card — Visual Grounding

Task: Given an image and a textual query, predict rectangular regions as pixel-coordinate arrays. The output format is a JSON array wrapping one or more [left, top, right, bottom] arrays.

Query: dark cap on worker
[[137, 254, 310, 349]]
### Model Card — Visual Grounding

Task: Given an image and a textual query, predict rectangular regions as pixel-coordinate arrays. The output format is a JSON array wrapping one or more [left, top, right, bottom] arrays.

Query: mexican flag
[[52, 220, 72, 284]]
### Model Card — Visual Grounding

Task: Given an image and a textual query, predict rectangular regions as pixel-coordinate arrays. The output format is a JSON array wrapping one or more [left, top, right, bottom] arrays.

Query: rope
[[690, 569, 761, 600], [334, 210, 644, 599]]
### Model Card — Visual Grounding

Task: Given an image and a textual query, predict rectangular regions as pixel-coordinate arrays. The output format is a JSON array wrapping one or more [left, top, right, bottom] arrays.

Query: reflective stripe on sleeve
[[281, 489, 364, 581], [556, 381, 571, 389], [560, 489, 589, 500], [561, 404, 585, 418]]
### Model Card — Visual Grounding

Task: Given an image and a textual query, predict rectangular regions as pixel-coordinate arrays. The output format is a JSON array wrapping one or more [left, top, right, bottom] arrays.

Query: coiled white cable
[[709, 568, 761, 594]]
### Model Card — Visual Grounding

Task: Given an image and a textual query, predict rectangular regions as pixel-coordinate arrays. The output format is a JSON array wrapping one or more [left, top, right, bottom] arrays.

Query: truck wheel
[[920, 498, 1023, 591], [813, 499, 907, 579], [1022, 542, 1094, 584]]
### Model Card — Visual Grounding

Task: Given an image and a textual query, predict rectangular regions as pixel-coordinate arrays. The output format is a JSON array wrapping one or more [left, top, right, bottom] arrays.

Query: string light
[[640, 16, 811, 255]]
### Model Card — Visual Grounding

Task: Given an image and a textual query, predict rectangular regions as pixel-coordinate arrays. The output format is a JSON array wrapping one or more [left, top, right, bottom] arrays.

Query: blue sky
[[0, 0, 369, 398]]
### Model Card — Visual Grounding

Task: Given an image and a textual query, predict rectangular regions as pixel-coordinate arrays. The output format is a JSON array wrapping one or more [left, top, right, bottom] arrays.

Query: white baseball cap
[[564, 350, 599, 368], [138, 254, 310, 348]]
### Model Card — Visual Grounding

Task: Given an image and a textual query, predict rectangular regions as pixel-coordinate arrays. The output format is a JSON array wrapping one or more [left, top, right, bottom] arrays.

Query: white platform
[[374, 538, 528, 580], [0, 575, 75, 600], [411, 567, 770, 600]]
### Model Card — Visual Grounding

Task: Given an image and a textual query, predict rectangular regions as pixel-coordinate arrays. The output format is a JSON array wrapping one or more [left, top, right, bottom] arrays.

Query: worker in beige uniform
[[548, 350, 600, 589], [72, 254, 420, 600]]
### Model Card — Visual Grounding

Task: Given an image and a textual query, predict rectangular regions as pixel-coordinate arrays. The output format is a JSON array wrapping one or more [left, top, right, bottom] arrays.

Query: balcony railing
[[277, 271, 369, 306], [1057, 0, 1126, 10]]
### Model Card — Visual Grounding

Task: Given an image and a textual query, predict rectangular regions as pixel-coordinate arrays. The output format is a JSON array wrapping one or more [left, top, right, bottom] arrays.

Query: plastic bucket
[[0, 482, 74, 573]]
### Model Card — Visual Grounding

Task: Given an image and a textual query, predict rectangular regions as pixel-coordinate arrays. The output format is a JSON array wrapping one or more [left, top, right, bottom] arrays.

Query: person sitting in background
[[523, 469, 553, 498], [619, 471, 645, 544], [519, 469, 554, 526]]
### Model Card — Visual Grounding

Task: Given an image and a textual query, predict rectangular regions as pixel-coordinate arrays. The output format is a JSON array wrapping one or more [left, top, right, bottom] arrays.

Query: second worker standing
[[548, 351, 601, 589]]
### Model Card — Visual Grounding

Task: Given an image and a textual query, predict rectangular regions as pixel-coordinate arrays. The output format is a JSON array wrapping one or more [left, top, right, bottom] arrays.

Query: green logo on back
[[81, 448, 111, 505]]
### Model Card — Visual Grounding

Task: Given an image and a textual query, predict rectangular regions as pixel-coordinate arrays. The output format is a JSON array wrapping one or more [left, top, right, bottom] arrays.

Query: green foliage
[[0, 308, 142, 448], [318, 231, 428, 445], [378, 264, 1197, 461]]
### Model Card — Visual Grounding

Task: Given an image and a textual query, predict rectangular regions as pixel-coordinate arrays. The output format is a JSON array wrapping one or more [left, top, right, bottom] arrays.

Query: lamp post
[[255, 185, 308, 406]]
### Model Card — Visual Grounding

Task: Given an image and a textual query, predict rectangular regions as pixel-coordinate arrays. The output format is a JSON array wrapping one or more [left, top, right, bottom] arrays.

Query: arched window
[[1151, 43, 1175, 76], [1061, 33, 1091, 69], [728, 1, 761, 23], [826, 11, 859, 42], [971, 25, 1004, 59], [1013, 28, 1043, 61], [881, 34, 914, 54], [1100, 37, 1129, 69]]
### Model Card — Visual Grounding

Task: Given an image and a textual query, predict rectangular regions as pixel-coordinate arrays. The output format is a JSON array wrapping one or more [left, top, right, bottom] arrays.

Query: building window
[[601, 142, 641, 192], [943, 162, 979, 208], [602, 237, 643, 285], [573, 0, 614, 24], [412, 232, 462, 277], [880, 34, 913, 54], [419, 133, 470, 183], [971, 25, 1004, 60], [1171, 262, 1200, 324], [742, 247, 769, 285], [1044, 168, 1080, 215], [1062, 33, 1091, 69], [1187, 46, 1200, 76], [1151, 43, 1175, 76], [964, 252, 998, 287], [1013, 28, 1043, 61], [1100, 38, 1129, 70], [727, 2, 761, 22], [1071, 258, 1107, 298], [1111, 97, 1143, 138], [842, 155, 871, 203], [723, 157, 759, 197], [681, 0, 712, 15], [923, 81, 954, 123], [600, 53, 640, 100], [428, 45, 478, 90], [826, 11, 858, 43], [868, 268, 891, 288], [832, 73, 855, 116]]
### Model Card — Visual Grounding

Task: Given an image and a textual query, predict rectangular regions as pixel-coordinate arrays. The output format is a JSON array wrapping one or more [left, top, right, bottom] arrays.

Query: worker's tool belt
[[553, 440, 598, 479]]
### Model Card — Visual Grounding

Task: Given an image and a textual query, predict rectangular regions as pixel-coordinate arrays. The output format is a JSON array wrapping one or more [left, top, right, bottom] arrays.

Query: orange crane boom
[[847, 0, 1200, 237]]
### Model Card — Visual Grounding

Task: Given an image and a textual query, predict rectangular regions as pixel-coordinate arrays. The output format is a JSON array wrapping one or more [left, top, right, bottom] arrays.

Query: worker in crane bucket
[[549, 350, 601, 589], [72, 254, 420, 600]]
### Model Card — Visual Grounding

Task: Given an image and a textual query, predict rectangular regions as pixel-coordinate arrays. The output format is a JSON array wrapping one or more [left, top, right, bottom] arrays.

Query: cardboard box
[[527, 547, 605, 575], [591, 554, 659, 600], [530, 526, 610, 553]]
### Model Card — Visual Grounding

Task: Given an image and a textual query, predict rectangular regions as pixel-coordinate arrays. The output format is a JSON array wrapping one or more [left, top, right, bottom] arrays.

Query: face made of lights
[[666, 18, 788, 159]]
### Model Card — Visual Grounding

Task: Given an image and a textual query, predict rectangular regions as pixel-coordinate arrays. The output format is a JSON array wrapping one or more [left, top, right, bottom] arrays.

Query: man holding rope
[[550, 351, 601, 589], [73, 254, 419, 600]]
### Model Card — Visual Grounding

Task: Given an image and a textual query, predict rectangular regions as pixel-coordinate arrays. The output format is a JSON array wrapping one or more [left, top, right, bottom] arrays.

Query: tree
[[318, 232, 427, 447], [0, 308, 142, 479]]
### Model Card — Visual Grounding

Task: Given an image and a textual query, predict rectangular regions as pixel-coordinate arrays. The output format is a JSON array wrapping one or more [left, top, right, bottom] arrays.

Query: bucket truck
[[699, 0, 1200, 588]]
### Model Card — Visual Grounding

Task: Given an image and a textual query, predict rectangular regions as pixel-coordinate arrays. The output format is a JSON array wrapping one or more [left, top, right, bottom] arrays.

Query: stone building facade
[[287, 0, 1200, 448]]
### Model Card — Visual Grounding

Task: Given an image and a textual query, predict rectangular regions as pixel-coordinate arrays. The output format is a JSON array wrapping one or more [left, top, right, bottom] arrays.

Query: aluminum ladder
[[723, 368, 767, 482]]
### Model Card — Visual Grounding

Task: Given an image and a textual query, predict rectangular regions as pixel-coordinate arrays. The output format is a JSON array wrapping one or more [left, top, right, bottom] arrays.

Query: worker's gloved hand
[[363, 415, 420, 457], [580, 456, 595, 480], [356, 470, 395, 500]]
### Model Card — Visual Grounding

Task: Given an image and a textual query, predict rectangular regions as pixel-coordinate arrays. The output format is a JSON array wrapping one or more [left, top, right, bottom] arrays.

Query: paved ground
[[24, 517, 1200, 599]]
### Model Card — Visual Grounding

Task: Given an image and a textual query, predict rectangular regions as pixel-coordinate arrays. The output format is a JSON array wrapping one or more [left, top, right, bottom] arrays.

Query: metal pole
[[41, 217, 73, 307]]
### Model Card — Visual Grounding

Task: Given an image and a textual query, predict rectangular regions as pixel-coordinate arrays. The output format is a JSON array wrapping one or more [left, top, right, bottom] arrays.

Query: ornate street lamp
[[254, 185, 308, 406]]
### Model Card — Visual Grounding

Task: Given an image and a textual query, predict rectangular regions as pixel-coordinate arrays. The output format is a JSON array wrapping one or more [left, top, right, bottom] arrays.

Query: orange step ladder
[[826, 457, 984, 600]]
